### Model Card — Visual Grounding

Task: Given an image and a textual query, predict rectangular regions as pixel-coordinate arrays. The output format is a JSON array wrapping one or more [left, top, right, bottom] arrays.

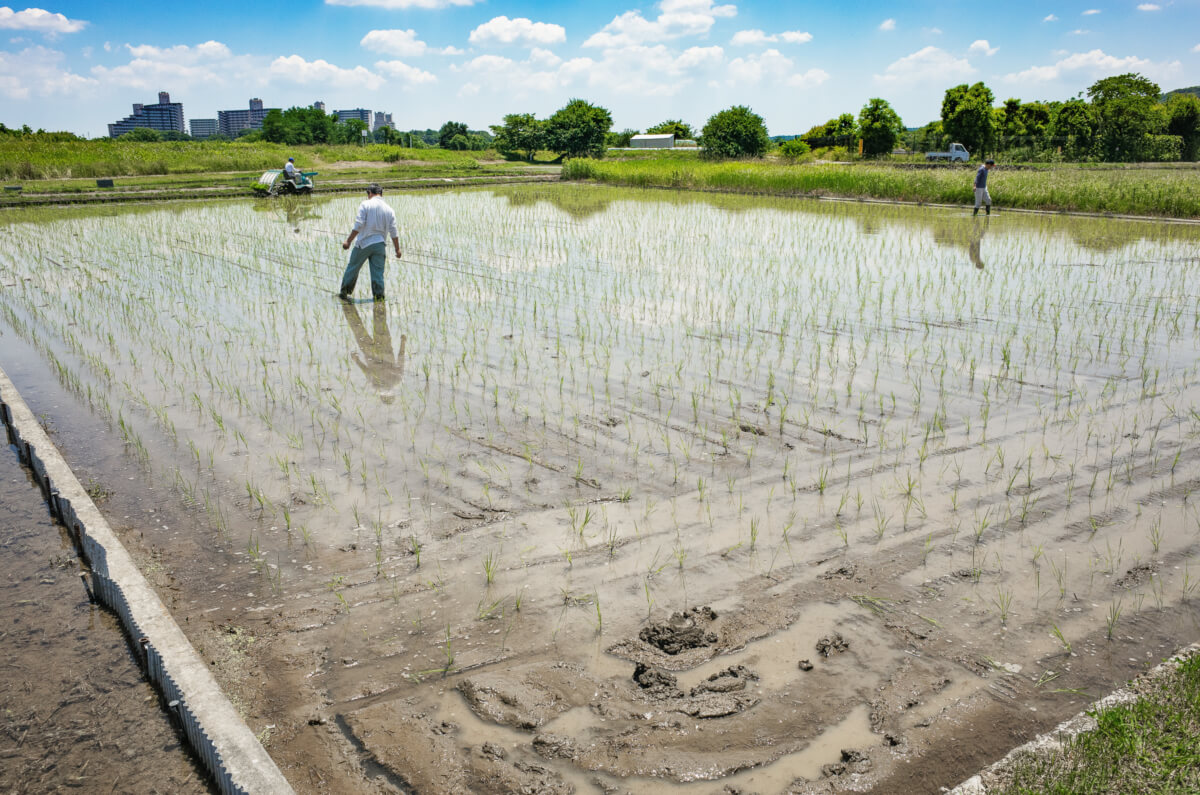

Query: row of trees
[[922, 74, 1200, 162], [490, 99, 614, 161]]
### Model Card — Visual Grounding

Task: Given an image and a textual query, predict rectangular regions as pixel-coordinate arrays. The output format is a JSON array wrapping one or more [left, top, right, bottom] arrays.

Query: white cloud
[[927, 27, 943, 34], [361, 29, 429, 57], [1071, 29, 1090, 35], [968, 39, 997, 56], [1003, 48, 1180, 83], [91, 41, 258, 90], [584, 0, 737, 48], [1193, 43, 1200, 53], [125, 41, 232, 61], [268, 55, 384, 90], [787, 67, 829, 88], [325, 0, 479, 8], [1082, 8, 1100, 14], [1043, 14, 1058, 22], [1137, 3, 1161, 9], [0, 44, 93, 98], [879, 18, 896, 31], [0, 6, 87, 34], [469, 16, 566, 46], [727, 47, 792, 83], [875, 46, 974, 84], [373, 60, 437, 84], [730, 28, 811, 45]]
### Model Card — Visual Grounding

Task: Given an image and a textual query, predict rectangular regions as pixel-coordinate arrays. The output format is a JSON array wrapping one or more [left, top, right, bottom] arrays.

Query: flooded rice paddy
[[2, 184, 1200, 793]]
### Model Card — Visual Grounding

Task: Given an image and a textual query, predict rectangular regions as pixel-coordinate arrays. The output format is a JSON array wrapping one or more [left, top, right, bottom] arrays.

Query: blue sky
[[1, 1, 1197, 137]]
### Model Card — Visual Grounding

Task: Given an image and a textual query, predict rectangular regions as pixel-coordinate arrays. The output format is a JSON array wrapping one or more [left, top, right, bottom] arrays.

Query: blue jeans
[[340, 242, 386, 298]]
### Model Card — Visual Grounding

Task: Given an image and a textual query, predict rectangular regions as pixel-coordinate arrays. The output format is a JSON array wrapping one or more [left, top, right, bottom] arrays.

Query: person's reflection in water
[[340, 301, 406, 402], [968, 217, 989, 270]]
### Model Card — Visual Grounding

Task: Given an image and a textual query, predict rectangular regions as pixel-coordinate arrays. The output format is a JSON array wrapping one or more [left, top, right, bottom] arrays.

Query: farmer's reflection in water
[[339, 302, 406, 402], [968, 218, 989, 270]]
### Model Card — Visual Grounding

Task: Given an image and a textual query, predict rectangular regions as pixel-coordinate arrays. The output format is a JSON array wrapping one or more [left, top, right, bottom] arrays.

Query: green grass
[[993, 651, 1200, 794], [0, 139, 492, 181], [562, 158, 1200, 218]]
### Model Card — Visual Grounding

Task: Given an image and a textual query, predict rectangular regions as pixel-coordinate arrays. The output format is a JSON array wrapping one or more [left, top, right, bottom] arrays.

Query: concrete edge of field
[[948, 641, 1200, 794], [0, 365, 294, 795]]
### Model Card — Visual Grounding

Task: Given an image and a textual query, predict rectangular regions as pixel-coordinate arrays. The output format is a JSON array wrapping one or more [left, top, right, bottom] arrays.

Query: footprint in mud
[[816, 632, 850, 657], [630, 663, 760, 719], [638, 606, 718, 655]]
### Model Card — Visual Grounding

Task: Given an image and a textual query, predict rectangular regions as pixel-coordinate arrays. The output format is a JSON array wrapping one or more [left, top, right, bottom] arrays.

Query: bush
[[700, 105, 769, 159], [1142, 134, 1183, 162], [779, 139, 811, 160]]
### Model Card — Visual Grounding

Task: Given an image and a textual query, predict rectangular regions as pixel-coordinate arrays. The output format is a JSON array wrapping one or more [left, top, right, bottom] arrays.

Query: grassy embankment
[[562, 156, 1200, 218], [992, 650, 1200, 794], [0, 140, 559, 204]]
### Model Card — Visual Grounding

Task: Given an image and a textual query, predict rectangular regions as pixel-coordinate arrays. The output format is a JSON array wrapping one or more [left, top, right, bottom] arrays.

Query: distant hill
[[1163, 86, 1200, 101]]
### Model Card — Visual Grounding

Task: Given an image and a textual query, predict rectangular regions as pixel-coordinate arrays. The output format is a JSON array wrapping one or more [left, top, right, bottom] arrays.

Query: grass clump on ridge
[[992, 651, 1200, 794]]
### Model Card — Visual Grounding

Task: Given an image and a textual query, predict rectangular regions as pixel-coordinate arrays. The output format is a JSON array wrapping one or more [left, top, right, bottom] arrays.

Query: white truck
[[925, 143, 970, 162]]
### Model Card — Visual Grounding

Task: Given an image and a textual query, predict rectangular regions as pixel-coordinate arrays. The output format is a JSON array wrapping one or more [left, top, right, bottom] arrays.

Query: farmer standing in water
[[973, 158, 995, 216], [339, 184, 400, 302]]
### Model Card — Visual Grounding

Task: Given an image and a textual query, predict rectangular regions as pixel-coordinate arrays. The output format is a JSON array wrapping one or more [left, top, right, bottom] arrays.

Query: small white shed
[[630, 134, 676, 149]]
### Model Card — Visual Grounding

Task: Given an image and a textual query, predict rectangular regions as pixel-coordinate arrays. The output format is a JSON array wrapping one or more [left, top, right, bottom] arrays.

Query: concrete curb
[[948, 641, 1200, 793], [0, 366, 294, 795]]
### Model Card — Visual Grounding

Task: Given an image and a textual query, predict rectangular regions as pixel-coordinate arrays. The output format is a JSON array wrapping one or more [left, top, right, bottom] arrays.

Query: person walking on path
[[339, 184, 400, 301], [973, 159, 995, 216]]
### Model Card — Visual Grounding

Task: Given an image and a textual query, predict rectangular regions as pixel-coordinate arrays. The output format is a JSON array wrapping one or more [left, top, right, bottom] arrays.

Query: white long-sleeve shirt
[[352, 196, 399, 248]]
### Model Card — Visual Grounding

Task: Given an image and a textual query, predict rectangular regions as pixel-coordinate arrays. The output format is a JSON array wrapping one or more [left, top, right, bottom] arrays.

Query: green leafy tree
[[1050, 99, 1097, 160], [1087, 72, 1164, 161], [801, 113, 856, 146], [906, 120, 946, 153], [700, 105, 770, 158], [545, 99, 613, 159], [119, 127, 163, 142], [438, 121, 469, 148], [646, 119, 695, 139], [447, 133, 470, 151], [857, 98, 903, 156], [605, 128, 638, 147], [942, 82, 996, 157], [1000, 98, 1025, 139], [1165, 92, 1200, 161], [490, 113, 545, 162]]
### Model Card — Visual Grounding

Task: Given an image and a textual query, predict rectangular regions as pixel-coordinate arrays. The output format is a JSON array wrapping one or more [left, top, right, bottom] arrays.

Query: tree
[[801, 113, 856, 147], [119, 127, 163, 142], [545, 99, 613, 159], [857, 98, 903, 156], [490, 113, 545, 162], [605, 128, 638, 147], [646, 119, 695, 139], [438, 121, 469, 148], [941, 82, 996, 157], [700, 105, 769, 158], [1087, 73, 1164, 161], [1166, 93, 1200, 161], [447, 133, 470, 151], [1050, 99, 1097, 160]]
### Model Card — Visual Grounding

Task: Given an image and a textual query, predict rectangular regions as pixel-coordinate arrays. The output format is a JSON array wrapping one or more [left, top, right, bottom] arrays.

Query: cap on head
[[985, 158, 995, 165], [367, 184, 383, 196], [288, 157, 294, 162]]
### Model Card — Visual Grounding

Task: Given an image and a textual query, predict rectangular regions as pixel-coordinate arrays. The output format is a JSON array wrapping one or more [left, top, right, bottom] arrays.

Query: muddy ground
[[0, 438, 210, 793], [2, 186, 1200, 793]]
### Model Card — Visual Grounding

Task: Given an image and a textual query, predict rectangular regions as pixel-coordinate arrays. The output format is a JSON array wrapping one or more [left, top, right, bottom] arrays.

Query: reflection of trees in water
[[340, 302, 406, 403], [487, 183, 1200, 254]]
